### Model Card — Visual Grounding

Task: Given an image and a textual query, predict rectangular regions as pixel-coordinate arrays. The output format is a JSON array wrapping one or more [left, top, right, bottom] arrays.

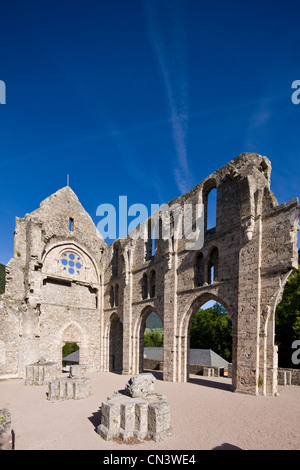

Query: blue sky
[[0, 0, 300, 265]]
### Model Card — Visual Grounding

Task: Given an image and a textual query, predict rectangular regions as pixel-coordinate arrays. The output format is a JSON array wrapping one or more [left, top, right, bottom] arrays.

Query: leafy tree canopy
[[62, 342, 79, 358], [144, 330, 163, 347], [190, 302, 232, 362], [276, 268, 300, 368]]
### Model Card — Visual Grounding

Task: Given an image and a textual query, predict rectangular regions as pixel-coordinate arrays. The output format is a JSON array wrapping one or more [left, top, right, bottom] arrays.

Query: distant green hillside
[[146, 312, 163, 330], [0, 264, 5, 294]]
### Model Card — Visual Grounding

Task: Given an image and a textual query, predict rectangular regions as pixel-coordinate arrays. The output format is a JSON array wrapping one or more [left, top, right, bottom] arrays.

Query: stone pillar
[[120, 402, 136, 440], [134, 400, 148, 439], [162, 248, 177, 382], [148, 401, 171, 442], [122, 263, 133, 376], [236, 216, 262, 395]]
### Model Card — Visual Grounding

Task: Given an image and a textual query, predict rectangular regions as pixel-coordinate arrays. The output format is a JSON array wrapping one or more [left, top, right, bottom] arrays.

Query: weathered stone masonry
[[0, 153, 299, 396]]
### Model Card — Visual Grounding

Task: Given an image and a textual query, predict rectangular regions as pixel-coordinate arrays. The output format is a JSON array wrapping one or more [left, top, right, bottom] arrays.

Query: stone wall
[[0, 153, 299, 397], [278, 368, 300, 386], [0, 186, 105, 377]]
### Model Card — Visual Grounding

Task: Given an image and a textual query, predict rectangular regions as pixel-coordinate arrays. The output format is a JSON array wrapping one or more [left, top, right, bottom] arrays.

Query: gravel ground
[[1, 370, 300, 451]]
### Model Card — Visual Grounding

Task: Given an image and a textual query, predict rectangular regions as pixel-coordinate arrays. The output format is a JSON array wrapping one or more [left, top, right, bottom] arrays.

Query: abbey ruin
[[0, 152, 299, 396]]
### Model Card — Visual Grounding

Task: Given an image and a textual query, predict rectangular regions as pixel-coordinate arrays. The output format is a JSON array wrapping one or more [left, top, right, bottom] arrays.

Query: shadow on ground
[[212, 443, 243, 450], [189, 376, 233, 392], [88, 408, 102, 430], [144, 369, 233, 392]]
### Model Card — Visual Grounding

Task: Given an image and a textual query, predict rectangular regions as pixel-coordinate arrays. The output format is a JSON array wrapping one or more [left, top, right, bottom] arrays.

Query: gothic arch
[[42, 240, 100, 279], [132, 305, 163, 374], [107, 312, 123, 372], [201, 178, 217, 231], [259, 269, 295, 395], [58, 321, 88, 368], [177, 292, 235, 384]]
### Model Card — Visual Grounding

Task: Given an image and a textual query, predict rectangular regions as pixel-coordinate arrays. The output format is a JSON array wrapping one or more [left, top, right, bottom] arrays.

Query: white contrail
[[142, 0, 192, 194]]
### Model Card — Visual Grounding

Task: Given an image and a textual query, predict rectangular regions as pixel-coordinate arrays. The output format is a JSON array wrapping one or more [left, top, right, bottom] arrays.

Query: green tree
[[62, 342, 79, 358], [190, 303, 232, 362], [275, 268, 300, 368], [144, 330, 163, 347]]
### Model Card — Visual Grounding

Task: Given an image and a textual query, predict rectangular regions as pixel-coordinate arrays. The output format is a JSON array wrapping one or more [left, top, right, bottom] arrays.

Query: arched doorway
[[260, 268, 298, 395], [109, 313, 123, 373], [275, 268, 300, 369], [135, 306, 163, 374], [59, 322, 86, 373], [62, 342, 79, 372], [143, 311, 164, 372], [178, 293, 236, 385], [189, 300, 232, 381]]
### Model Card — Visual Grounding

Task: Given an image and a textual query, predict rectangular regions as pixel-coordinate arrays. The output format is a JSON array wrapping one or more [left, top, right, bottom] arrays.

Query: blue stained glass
[[76, 263, 81, 269], [61, 259, 68, 266], [69, 253, 75, 260], [69, 261, 74, 267], [69, 268, 74, 274]]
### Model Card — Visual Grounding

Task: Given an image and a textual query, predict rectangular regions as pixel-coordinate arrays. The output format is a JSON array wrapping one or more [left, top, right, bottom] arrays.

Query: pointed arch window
[[149, 270, 156, 298], [112, 244, 119, 277], [141, 273, 148, 299], [110, 285, 115, 307], [203, 179, 217, 231], [115, 283, 119, 307], [194, 252, 204, 287], [208, 247, 218, 284]]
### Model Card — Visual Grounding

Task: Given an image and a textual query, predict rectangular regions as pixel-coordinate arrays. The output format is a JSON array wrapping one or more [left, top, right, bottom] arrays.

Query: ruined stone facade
[[0, 153, 299, 396]]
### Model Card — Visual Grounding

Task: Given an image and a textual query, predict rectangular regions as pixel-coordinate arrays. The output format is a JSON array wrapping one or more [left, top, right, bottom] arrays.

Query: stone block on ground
[[97, 374, 171, 443], [125, 373, 156, 398], [25, 361, 57, 385], [48, 365, 91, 401]]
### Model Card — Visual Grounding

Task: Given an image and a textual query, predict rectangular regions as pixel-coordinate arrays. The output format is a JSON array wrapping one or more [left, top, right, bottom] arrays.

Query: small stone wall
[[189, 364, 227, 377], [143, 358, 163, 371], [278, 368, 300, 386], [144, 358, 231, 377], [97, 373, 171, 443]]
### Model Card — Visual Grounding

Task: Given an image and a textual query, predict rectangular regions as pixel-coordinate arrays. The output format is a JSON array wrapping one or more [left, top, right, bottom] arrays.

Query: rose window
[[61, 252, 82, 275]]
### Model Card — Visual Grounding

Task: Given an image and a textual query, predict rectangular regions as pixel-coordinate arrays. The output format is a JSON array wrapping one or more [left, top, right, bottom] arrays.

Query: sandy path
[[1, 371, 299, 450]]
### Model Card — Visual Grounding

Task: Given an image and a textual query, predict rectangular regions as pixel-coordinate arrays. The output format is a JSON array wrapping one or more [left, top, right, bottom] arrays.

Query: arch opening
[[149, 270, 156, 298], [62, 342, 79, 373], [275, 267, 300, 370], [194, 252, 204, 287], [138, 308, 163, 374], [208, 247, 219, 284], [187, 298, 233, 385], [109, 314, 123, 373], [206, 187, 217, 230]]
